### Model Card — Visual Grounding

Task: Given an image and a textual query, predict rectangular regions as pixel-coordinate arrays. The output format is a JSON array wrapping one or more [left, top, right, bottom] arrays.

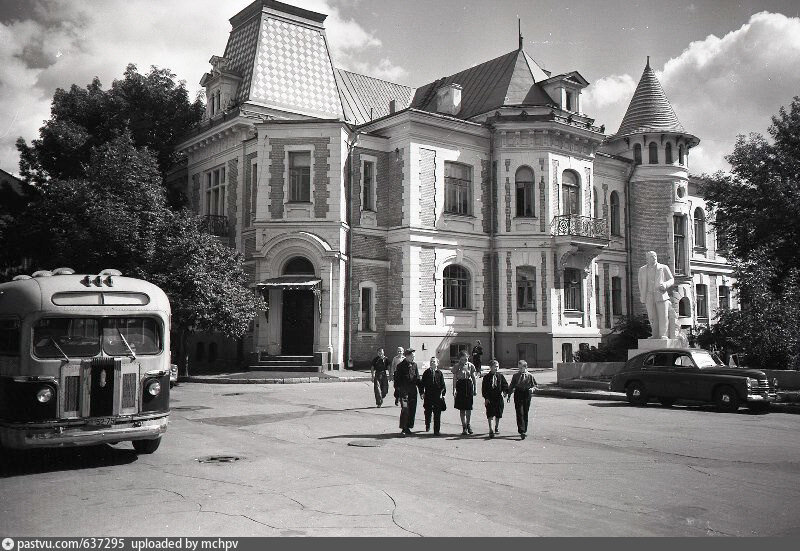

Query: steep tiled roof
[[223, 14, 261, 104], [616, 59, 685, 137], [410, 49, 555, 120], [335, 69, 415, 125]]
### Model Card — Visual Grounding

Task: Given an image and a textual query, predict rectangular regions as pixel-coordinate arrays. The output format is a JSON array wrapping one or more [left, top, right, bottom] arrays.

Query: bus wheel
[[132, 437, 161, 454]]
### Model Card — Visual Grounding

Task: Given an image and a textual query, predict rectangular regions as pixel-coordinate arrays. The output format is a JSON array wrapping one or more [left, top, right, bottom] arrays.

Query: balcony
[[201, 215, 230, 237], [550, 215, 609, 273]]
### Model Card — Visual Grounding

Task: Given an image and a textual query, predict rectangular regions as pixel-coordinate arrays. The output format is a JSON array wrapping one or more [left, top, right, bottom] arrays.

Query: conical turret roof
[[616, 58, 685, 137]]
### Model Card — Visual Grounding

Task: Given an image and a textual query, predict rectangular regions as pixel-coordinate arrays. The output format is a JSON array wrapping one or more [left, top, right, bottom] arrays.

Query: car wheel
[[132, 437, 161, 454], [626, 381, 648, 406], [748, 402, 770, 414], [659, 397, 676, 407], [714, 386, 740, 413]]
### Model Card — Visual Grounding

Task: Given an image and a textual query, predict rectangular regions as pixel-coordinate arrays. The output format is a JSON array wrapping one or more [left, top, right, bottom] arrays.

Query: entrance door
[[281, 290, 314, 355]]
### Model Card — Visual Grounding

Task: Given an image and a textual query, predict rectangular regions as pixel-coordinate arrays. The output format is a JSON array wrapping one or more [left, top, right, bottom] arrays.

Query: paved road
[[2, 381, 799, 537]]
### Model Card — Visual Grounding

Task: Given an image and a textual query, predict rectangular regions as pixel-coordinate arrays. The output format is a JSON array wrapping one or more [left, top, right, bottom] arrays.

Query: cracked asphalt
[[2, 380, 800, 537]]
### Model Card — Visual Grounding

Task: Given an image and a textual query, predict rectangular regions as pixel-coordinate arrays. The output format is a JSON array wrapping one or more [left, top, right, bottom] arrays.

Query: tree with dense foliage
[[700, 96, 800, 370], [14, 134, 263, 371], [16, 64, 203, 207]]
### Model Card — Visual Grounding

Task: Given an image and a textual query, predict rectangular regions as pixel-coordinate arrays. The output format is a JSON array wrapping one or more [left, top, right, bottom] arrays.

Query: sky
[[1, 0, 799, 177]]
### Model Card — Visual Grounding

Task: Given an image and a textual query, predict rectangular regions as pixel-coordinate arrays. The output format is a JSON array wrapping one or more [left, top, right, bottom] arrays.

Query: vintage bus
[[0, 268, 171, 453]]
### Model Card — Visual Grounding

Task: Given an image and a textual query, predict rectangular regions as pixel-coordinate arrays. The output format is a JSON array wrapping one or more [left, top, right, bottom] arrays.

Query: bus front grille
[[122, 373, 137, 409], [64, 375, 80, 413], [89, 357, 119, 417]]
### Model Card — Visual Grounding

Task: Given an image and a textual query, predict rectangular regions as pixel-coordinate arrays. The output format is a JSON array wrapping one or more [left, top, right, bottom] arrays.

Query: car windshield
[[690, 350, 724, 368]]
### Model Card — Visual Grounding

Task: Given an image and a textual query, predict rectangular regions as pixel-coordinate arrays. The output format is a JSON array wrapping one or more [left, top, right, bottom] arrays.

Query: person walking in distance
[[418, 356, 447, 435], [451, 350, 478, 435], [390, 346, 404, 403], [393, 348, 420, 435], [471, 340, 484, 377], [370, 347, 390, 407], [507, 360, 538, 439], [481, 359, 508, 438]]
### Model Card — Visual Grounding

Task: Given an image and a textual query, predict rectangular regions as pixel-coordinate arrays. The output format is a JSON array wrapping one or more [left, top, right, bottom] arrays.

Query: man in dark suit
[[418, 356, 446, 435], [393, 348, 420, 435]]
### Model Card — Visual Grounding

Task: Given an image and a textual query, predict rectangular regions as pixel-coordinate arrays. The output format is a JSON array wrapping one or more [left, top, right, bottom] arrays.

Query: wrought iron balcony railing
[[201, 215, 229, 237], [550, 215, 608, 239]]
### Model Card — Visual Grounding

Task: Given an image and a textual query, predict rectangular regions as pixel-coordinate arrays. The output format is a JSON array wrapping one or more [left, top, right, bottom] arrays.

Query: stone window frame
[[611, 276, 623, 316], [443, 263, 471, 310], [610, 191, 621, 236], [444, 161, 473, 216], [283, 145, 316, 213], [358, 281, 377, 333], [696, 283, 708, 320], [564, 268, 583, 312], [514, 165, 536, 218], [693, 207, 707, 250], [204, 164, 227, 216], [561, 169, 581, 216], [516, 265, 537, 312]]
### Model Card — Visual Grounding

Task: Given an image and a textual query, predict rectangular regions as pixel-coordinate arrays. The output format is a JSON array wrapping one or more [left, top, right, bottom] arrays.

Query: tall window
[[443, 265, 470, 309], [593, 186, 599, 218], [665, 142, 673, 164], [595, 274, 601, 314], [611, 276, 622, 315], [678, 145, 685, 165], [565, 90, 574, 111], [696, 284, 708, 319], [562, 170, 579, 216], [673, 215, 686, 275], [515, 166, 535, 217], [564, 268, 583, 311], [250, 162, 258, 225], [694, 208, 706, 248], [444, 162, 472, 215], [289, 151, 311, 202], [516, 266, 537, 311], [361, 287, 375, 331], [715, 211, 728, 252], [205, 166, 226, 216], [649, 142, 658, 164], [634, 144, 642, 165], [610, 191, 621, 236], [679, 297, 690, 317], [718, 285, 730, 310], [362, 159, 375, 211]]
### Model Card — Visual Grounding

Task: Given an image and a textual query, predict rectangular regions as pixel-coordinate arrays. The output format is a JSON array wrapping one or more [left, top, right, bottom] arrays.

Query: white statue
[[637, 251, 675, 339]]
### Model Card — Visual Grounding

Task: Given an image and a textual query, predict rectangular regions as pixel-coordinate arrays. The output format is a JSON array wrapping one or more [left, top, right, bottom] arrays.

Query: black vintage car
[[610, 348, 777, 412]]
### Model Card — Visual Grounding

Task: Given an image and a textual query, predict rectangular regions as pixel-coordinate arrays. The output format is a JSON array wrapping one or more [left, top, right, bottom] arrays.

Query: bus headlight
[[146, 380, 161, 397], [37, 386, 54, 403]]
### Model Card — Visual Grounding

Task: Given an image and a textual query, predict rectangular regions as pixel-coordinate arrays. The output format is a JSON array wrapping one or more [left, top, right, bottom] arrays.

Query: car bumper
[[0, 412, 168, 449], [745, 393, 776, 402]]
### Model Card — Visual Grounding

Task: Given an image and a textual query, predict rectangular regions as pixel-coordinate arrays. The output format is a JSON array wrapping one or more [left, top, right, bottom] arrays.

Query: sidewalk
[[179, 368, 799, 411]]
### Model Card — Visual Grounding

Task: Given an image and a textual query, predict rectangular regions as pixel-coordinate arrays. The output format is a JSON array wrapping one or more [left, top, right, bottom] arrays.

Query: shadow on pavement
[[0, 444, 137, 478]]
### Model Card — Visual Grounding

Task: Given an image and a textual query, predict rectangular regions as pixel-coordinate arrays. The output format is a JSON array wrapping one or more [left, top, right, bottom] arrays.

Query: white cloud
[[584, 11, 800, 174], [0, 0, 405, 175]]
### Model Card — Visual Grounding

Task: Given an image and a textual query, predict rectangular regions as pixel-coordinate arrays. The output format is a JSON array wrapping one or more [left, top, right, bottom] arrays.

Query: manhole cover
[[196, 455, 243, 463], [222, 392, 243, 396], [347, 440, 385, 448], [172, 405, 211, 411]]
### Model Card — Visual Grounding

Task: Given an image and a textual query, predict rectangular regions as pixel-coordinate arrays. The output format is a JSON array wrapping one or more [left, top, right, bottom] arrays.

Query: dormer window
[[565, 91, 574, 112], [436, 84, 462, 116], [199, 55, 242, 120]]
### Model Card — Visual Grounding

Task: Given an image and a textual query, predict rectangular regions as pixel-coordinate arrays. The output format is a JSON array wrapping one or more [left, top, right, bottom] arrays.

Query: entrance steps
[[250, 354, 318, 372]]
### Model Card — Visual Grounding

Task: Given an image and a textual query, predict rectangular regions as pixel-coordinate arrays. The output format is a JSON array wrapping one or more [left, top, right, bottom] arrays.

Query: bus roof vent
[[12, 275, 32, 281], [52, 267, 76, 275], [31, 270, 53, 278], [99, 269, 122, 276]]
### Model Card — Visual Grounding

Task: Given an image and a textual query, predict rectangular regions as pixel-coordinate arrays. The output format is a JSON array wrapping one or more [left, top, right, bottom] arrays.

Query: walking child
[[451, 350, 478, 435], [481, 359, 508, 438], [507, 360, 538, 439]]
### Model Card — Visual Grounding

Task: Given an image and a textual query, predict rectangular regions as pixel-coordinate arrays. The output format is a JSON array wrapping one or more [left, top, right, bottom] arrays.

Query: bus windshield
[[33, 317, 161, 358]]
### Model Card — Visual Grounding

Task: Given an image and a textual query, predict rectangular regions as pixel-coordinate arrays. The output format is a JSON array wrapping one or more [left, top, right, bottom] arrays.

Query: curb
[[181, 376, 371, 385]]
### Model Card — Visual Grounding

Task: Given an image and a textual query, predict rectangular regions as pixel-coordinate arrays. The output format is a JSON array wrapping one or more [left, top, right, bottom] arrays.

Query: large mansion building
[[176, 0, 736, 371]]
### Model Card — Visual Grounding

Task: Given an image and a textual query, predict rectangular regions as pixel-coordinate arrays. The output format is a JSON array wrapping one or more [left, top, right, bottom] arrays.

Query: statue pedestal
[[628, 338, 685, 359]]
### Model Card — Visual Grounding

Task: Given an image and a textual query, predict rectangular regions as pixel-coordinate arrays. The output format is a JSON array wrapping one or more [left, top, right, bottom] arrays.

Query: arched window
[[593, 186, 599, 218], [694, 207, 706, 248], [561, 170, 579, 216], [678, 297, 691, 317], [649, 142, 658, 164], [665, 142, 673, 164], [715, 211, 728, 252], [283, 256, 315, 275], [610, 191, 621, 236], [515, 166, 535, 217], [443, 264, 470, 310], [633, 144, 642, 165], [678, 145, 685, 165]]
